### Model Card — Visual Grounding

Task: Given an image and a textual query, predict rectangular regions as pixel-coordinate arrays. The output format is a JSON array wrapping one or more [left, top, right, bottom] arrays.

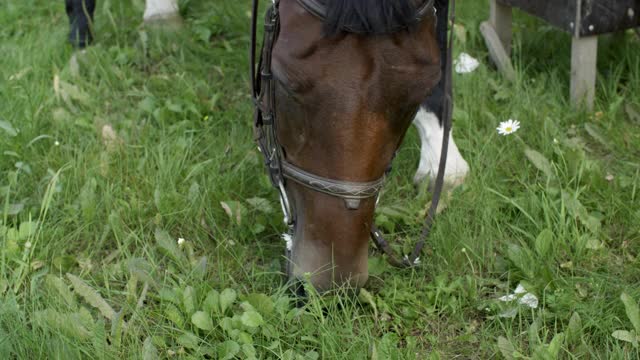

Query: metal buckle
[[278, 180, 294, 225]]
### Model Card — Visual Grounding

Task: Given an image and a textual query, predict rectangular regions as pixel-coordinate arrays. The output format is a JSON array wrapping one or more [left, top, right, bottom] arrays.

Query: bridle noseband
[[250, 0, 455, 268]]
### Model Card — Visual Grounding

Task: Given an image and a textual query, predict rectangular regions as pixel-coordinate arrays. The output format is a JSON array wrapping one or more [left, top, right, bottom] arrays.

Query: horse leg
[[143, 0, 182, 24], [413, 0, 469, 187], [66, 0, 96, 48], [413, 108, 469, 187]]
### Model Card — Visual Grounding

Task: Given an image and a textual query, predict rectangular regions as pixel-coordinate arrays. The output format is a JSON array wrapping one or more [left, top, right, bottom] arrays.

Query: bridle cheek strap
[[370, 0, 457, 268]]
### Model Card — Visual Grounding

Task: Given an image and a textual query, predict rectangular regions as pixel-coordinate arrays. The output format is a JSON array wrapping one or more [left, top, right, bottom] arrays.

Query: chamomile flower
[[177, 237, 185, 246], [497, 119, 521, 136]]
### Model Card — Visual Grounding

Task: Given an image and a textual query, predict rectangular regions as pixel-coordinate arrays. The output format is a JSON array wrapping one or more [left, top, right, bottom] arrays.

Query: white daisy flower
[[497, 119, 521, 136], [497, 283, 539, 309], [454, 53, 480, 74], [519, 293, 539, 309], [514, 284, 527, 294], [177, 238, 185, 246], [499, 294, 517, 302]]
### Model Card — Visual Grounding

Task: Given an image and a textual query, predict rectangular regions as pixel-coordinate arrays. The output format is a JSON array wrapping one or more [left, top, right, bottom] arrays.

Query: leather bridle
[[250, 0, 456, 268]]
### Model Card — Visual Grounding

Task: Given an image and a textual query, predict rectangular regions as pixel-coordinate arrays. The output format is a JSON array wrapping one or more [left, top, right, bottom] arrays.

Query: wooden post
[[481, 0, 515, 81], [490, 0, 512, 55], [570, 35, 598, 110]]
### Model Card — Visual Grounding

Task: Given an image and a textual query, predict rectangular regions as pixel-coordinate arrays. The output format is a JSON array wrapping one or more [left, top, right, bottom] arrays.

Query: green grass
[[1, 0, 640, 358]]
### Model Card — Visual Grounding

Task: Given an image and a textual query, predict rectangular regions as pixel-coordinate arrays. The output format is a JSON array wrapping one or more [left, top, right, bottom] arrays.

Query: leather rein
[[250, 0, 455, 268]]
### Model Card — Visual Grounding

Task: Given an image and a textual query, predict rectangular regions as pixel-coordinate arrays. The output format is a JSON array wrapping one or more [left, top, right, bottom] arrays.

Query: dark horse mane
[[323, 0, 418, 35]]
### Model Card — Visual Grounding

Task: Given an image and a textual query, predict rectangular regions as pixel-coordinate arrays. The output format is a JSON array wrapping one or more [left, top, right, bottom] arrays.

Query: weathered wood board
[[498, 0, 640, 36]]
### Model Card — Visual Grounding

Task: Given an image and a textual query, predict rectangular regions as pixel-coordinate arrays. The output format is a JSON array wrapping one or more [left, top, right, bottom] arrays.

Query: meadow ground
[[1, 0, 640, 358]]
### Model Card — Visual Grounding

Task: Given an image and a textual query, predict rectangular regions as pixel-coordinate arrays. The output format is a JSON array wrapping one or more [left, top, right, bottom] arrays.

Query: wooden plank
[[490, 0, 513, 55], [498, 0, 577, 34], [580, 0, 640, 36], [498, 0, 640, 36], [570, 35, 598, 110], [480, 21, 516, 82]]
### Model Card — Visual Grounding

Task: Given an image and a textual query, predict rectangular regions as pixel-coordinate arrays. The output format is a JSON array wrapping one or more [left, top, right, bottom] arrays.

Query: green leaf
[[506, 244, 536, 280], [110, 310, 125, 348], [497, 336, 516, 360], [305, 351, 320, 360], [154, 228, 186, 264], [377, 333, 399, 359], [220, 288, 237, 314], [191, 311, 214, 331], [176, 332, 200, 349], [561, 191, 601, 234], [33, 309, 91, 340], [66, 274, 115, 320], [18, 221, 38, 240], [58, 80, 91, 105], [566, 312, 583, 345], [584, 123, 611, 149], [534, 229, 553, 257], [217, 340, 240, 360], [368, 256, 390, 276], [138, 97, 155, 113], [242, 344, 257, 360], [127, 258, 158, 288], [142, 337, 158, 360], [246, 197, 274, 214], [621, 293, 640, 334], [159, 287, 180, 305], [358, 288, 378, 318], [245, 293, 274, 317], [192, 256, 207, 280], [183, 286, 196, 315], [164, 304, 184, 327], [44, 275, 76, 309], [204, 290, 220, 314], [5, 203, 23, 216], [0, 120, 18, 136], [240, 310, 264, 328], [625, 103, 640, 124], [92, 319, 107, 356], [524, 148, 554, 179], [547, 332, 564, 357], [612, 330, 638, 347]]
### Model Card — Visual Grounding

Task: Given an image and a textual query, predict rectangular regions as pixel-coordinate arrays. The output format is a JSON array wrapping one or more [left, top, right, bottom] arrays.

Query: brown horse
[[254, 0, 448, 291]]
